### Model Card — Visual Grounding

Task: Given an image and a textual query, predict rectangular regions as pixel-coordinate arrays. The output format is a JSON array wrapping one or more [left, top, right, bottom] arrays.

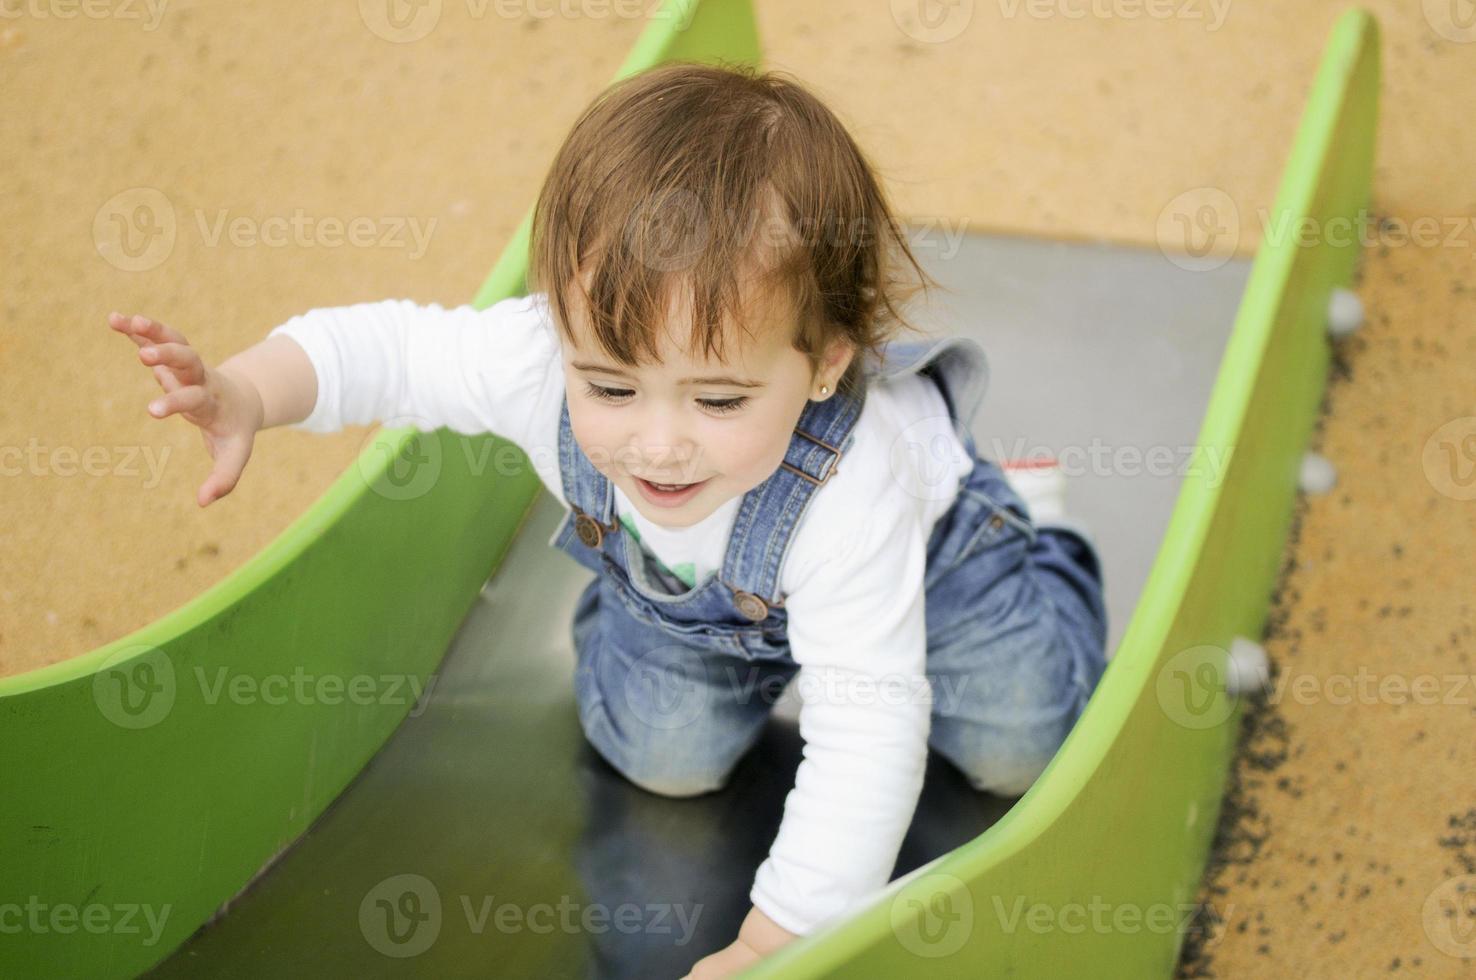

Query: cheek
[[566, 401, 623, 475], [705, 404, 795, 481]]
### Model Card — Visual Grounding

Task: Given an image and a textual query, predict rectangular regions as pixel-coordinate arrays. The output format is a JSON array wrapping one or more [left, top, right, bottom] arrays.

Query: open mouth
[[634, 476, 710, 507]]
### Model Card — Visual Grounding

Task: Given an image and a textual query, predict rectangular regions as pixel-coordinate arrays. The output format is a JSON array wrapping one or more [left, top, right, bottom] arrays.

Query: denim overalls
[[549, 336, 1109, 799]]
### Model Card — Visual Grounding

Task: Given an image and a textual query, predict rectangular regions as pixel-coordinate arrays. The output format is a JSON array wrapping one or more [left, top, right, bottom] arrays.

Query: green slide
[[0, 2, 1379, 977]]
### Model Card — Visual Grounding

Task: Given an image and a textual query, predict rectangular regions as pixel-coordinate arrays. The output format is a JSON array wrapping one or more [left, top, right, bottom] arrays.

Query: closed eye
[[584, 382, 748, 416], [584, 382, 634, 403], [697, 396, 747, 415]]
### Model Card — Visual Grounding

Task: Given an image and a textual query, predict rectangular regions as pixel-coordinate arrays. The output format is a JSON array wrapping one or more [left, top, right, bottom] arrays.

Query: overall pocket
[[600, 563, 751, 658], [931, 480, 1037, 584]]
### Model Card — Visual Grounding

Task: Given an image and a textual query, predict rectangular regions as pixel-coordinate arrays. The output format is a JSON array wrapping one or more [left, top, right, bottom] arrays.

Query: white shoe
[[999, 455, 1103, 569], [998, 456, 1067, 524]]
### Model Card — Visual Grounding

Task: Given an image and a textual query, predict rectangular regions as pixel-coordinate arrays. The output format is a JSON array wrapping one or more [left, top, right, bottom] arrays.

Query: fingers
[[147, 385, 207, 420], [150, 363, 184, 394], [138, 341, 206, 386], [108, 311, 190, 349], [197, 437, 251, 508]]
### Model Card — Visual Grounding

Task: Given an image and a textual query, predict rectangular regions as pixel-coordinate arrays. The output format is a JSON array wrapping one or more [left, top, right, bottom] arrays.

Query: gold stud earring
[[818, 384, 829, 397]]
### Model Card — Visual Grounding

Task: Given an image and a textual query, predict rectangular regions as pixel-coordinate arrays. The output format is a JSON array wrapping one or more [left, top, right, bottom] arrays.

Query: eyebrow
[[571, 361, 767, 389]]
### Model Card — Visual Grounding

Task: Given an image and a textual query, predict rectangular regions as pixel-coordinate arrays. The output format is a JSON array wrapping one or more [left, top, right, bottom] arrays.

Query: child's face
[[560, 281, 849, 530]]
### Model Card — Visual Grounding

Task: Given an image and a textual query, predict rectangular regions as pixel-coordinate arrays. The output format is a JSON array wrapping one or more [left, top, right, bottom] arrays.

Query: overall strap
[[556, 398, 619, 547], [872, 335, 991, 433], [717, 380, 866, 612]]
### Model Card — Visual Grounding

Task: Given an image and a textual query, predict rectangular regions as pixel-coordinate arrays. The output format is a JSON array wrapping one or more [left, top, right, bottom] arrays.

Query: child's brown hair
[[529, 60, 939, 398]]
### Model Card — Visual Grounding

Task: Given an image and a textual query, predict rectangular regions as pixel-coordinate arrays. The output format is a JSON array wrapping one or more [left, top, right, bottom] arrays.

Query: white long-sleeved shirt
[[268, 292, 975, 935]]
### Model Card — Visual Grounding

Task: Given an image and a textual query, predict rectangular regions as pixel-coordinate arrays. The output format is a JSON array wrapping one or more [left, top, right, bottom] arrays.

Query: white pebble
[[1300, 452, 1337, 495], [1226, 636, 1270, 696], [1327, 288, 1364, 338]]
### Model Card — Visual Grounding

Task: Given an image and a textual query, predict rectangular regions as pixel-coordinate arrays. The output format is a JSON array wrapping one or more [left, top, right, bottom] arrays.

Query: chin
[[635, 498, 712, 530]]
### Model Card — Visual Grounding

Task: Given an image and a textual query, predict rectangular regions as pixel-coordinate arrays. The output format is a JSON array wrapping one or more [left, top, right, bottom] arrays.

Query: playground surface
[[3, 2, 1473, 975]]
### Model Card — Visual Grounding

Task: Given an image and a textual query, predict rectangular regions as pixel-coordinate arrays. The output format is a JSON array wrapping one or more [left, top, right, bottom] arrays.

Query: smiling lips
[[634, 475, 710, 508]]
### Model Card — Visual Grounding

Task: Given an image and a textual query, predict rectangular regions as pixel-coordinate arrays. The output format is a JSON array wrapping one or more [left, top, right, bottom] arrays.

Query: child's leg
[[570, 576, 793, 798], [922, 458, 1109, 797]]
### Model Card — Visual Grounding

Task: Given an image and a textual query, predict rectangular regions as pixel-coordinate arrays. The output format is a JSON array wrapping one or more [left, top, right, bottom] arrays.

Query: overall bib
[[549, 336, 1108, 799]]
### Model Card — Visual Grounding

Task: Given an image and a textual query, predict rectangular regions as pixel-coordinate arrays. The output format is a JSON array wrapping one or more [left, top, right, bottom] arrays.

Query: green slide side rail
[[749, 8, 1380, 978], [0, 3, 757, 978]]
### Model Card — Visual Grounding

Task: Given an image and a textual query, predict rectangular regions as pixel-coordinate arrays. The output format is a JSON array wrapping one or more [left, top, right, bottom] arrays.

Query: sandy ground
[[3, 0, 1473, 974]]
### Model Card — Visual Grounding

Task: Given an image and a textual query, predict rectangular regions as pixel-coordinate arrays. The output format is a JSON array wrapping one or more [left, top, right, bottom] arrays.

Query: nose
[[629, 407, 698, 477]]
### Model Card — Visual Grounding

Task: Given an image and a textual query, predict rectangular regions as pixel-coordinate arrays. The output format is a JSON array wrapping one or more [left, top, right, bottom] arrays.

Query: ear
[[813, 336, 856, 397]]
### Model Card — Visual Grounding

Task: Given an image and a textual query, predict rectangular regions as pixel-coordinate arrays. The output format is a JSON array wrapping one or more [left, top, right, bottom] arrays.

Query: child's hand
[[682, 906, 798, 979], [108, 311, 264, 508]]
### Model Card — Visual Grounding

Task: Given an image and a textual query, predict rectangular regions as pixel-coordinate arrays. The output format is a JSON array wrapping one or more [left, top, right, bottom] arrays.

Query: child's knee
[[601, 741, 734, 798], [934, 729, 1062, 798], [576, 697, 740, 798], [625, 762, 731, 798]]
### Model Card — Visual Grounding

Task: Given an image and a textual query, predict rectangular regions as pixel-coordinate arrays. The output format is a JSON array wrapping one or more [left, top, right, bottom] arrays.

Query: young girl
[[108, 62, 1108, 977]]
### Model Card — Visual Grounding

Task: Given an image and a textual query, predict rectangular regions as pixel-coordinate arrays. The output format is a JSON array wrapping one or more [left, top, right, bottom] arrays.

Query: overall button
[[733, 591, 769, 622], [988, 513, 1006, 531], [574, 513, 604, 549]]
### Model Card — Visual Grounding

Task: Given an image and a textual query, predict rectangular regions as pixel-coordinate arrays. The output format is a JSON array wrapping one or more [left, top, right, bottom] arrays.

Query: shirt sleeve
[[266, 292, 559, 451], [748, 495, 933, 935]]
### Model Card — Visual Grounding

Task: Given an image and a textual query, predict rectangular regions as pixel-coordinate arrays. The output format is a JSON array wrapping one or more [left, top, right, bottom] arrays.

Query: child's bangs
[[559, 210, 806, 372]]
